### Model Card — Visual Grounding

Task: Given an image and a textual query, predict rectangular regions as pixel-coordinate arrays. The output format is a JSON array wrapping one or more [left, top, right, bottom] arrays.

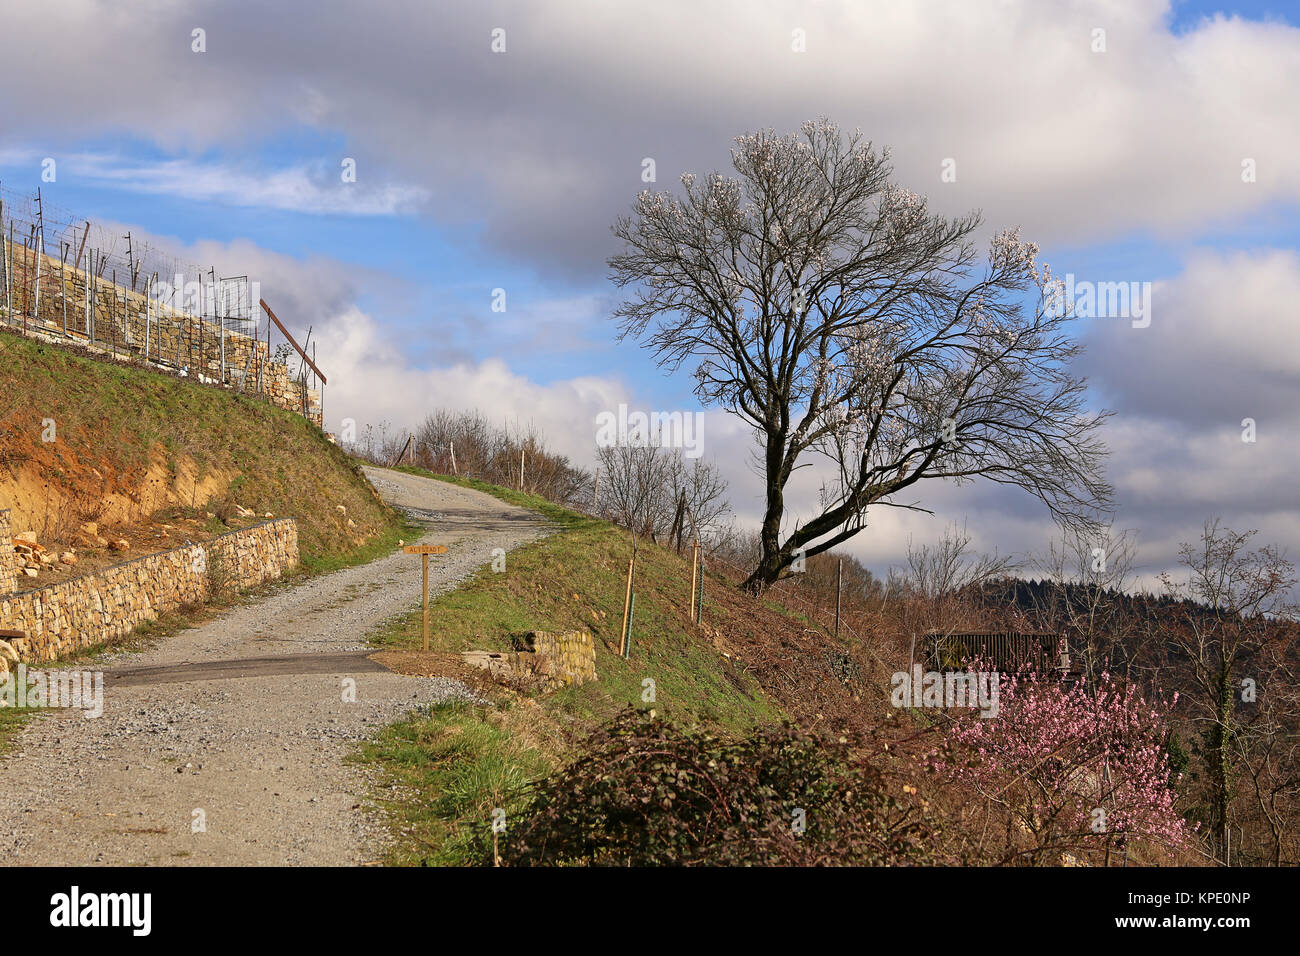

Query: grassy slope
[[362, 469, 884, 866], [373, 469, 784, 732], [0, 332, 410, 748], [0, 331, 403, 570]]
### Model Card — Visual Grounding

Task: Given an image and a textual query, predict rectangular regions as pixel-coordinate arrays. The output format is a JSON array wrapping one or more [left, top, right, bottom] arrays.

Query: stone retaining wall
[[0, 509, 15, 598], [523, 630, 598, 687], [2, 238, 321, 425], [0, 508, 298, 662], [462, 629, 598, 690]]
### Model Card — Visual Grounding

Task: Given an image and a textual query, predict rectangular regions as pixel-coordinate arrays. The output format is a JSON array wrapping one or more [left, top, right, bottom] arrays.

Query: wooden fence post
[[620, 548, 636, 656], [404, 544, 448, 652]]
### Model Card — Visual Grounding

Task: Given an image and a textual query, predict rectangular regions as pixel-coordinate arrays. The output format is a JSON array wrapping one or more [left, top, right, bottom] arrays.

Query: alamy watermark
[[1046, 273, 1151, 328], [0, 664, 104, 718], [595, 403, 704, 458], [890, 664, 1000, 718]]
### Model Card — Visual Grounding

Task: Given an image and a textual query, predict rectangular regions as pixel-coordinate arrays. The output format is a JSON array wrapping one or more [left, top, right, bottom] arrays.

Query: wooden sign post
[[404, 544, 449, 651]]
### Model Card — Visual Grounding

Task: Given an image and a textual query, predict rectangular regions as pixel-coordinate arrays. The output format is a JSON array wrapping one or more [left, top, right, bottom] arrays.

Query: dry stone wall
[[523, 630, 598, 686], [0, 509, 16, 599], [2, 238, 321, 425], [462, 630, 598, 690], [0, 508, 298, 662]]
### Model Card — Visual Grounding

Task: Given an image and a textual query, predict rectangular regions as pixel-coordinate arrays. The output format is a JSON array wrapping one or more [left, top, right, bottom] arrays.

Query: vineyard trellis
[[0, 184, 323, 425]]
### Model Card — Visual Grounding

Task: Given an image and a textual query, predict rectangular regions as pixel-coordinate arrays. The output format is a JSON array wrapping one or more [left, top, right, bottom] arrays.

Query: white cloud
[[61, 153, 428, 216], [4, 1, 1299, 272], [317, 305, 630, 463], [1081, 249, 1300, 423], [8, 1, 1298, 589]]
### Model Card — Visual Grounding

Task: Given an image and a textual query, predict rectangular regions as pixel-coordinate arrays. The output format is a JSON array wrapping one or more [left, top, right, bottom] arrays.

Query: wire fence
[[1, 183, 258, 335], [704, 550, 893, 669], [0, 184, 321, 423]]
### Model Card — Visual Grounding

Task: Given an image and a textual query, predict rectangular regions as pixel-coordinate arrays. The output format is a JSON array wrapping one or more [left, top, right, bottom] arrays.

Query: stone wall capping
[[0, 508, 299, 663]]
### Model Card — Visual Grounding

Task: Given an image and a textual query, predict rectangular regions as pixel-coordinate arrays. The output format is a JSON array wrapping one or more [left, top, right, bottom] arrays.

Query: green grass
[[0, 331, 405, 565], [376, 467, 783, 734], [357, 699, 552, 866], [298, 512, 420, 576], [0, 704, 34, 750], [362, 470, 793, 865], [0, 332, 419, 755]]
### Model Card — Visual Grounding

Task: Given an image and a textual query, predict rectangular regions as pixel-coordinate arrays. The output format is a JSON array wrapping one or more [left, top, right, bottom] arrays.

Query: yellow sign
[[403, 544, 448, 555]]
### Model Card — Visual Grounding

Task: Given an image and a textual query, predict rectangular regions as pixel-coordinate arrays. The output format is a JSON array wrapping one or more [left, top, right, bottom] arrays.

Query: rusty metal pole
[[74, 221, 89, 271], [835, 558, 842, 640], [689, 538, 699, 622]]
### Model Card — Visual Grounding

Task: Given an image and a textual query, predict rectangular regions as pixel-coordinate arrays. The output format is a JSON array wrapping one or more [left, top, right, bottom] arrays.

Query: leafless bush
[[883, 523, 1016, 642], [594, 444, 729, 547], [1028, 521, 1138, 679], [594, 444, 677, 540], [344, 419, 408, 467], [408, 410, 589, 507]]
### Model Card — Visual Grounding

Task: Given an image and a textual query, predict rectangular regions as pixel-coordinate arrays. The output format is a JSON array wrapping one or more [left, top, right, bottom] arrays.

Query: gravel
[[0, 467, 549, 866]]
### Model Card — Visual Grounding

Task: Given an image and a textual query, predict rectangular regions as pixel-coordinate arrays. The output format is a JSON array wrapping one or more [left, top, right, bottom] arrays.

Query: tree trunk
[[742, 547, 789, 594], [1207, 665, 1234, 863], [743, 430, 791, 594], [671, 489, 686, 554]]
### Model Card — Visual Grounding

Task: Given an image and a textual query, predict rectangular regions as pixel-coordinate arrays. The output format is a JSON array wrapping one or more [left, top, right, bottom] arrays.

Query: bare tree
[[410, 410, 588, 507], [889, 522, 1016, 638], [609, 119, 1110, 592], [1031, 522, 1138, 681], [595, 443, 730, 545], [1234, 657, 1300, 865], [1159, 519, 1298, 863], [673, 455, 730, 544], [594, 443, 678, 540]]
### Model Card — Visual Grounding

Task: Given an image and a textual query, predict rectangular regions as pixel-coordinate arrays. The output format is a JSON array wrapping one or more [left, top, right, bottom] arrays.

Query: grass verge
[[357, 699, 554, 866], [361, 468, 795, 865]]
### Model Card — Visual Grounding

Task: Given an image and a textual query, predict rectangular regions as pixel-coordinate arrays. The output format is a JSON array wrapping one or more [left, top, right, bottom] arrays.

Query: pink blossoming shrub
[[931, 670, 1191, 864]]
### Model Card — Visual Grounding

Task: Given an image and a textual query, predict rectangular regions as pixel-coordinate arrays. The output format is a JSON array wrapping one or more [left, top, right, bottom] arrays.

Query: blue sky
[[2, 0, 1298, 585], [1168, 0, 1297, 29]]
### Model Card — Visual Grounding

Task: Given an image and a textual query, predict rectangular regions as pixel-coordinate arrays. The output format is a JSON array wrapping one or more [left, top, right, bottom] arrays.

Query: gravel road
[[0, 466, 550, 865]]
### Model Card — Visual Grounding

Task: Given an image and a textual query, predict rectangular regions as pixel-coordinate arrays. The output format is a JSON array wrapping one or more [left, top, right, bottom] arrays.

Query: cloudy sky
[[2, 0, 1297, 588]]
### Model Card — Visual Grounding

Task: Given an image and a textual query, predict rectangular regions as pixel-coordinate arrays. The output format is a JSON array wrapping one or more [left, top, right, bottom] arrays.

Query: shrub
[[930, 671, 1191, 864], [501, 709, 932, 866]]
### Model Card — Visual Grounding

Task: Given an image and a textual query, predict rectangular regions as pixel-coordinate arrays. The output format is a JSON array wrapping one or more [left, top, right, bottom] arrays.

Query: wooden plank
[[260, 298, 327, 384], [390, 434, 413, 468], [404, 544, 448, 555], [74, 221, 90, 271]]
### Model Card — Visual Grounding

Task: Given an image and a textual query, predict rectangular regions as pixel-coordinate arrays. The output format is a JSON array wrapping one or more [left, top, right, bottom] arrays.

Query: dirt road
[[0, 467, 549, 865]]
